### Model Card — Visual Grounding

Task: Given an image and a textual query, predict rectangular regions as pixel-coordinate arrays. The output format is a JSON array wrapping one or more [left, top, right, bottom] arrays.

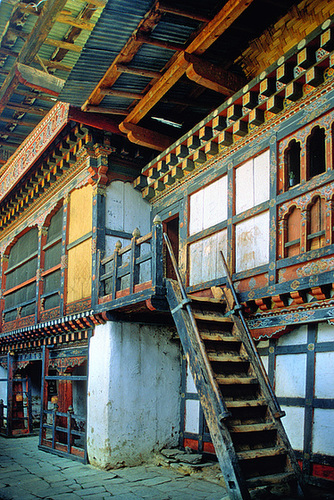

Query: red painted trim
[[41, 264, 61, 277], [3, 276, 36, 296], [203, 441, 215, 454], [183, 438, 198, 451], [312, 463, 334, 481]]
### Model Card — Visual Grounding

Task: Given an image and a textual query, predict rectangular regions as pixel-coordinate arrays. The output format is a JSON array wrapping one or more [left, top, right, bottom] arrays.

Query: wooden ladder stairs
[[164, 235, 304, 500]]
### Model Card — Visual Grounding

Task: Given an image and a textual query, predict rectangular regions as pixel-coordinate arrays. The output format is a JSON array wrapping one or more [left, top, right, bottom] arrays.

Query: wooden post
[[111, 241, 122, 300], [129, 228, 140, 294], [7, 351, 13, 437], [39, 345, 50, 446], [151, 216, 164, 294]]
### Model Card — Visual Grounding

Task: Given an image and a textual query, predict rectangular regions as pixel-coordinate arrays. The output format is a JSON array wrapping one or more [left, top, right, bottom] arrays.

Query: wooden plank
[[216, 376, 258, 384], [15, 62, 65, 95], [208, 353, 249, 362], [157, 1, 210, 22], [44, 38, 82, 53], [225, 399, 267, 408], [237, 447, 286, 460], [193, 312, 234, 323], [116, 64, 161, 79], [56, 13, 95, 31], [228, 422, 276, 433]]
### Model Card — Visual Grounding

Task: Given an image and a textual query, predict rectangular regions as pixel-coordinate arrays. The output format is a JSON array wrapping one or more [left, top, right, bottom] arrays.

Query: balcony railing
[[98, 217, 165, 311]]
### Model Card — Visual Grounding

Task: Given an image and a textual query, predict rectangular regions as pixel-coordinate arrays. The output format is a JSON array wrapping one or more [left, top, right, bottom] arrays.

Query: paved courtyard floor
[[0, 435, 227, 500]]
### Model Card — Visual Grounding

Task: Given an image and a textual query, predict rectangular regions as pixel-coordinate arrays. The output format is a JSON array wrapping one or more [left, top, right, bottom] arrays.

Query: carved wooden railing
[[99, 217, 164, 303]]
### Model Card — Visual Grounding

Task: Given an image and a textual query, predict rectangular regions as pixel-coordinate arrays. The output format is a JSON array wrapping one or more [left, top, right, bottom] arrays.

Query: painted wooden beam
[[68, 106, 124, 135], [116, 64, 161, 79], [56, 13, 95, 31], [185, 53, 247, 95], [120, 122, 173, 151], [14, 62, 65, 96], [84, 105, 128, 116]]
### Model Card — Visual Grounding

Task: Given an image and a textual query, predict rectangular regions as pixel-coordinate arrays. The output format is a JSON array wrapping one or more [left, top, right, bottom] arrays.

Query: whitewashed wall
[[105, 181, 151, 256], [87, 322, 181, 468]]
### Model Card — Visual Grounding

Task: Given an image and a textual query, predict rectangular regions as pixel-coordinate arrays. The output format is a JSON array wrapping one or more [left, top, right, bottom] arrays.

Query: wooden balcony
[[97, 218, 168, 317]]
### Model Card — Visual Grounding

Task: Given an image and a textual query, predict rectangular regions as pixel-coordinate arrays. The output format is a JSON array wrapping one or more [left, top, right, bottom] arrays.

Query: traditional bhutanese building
[[0, 0, 333, 498]]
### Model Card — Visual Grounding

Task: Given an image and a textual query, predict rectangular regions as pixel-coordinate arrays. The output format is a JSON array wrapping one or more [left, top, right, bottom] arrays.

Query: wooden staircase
[[164, 236, 303, 499]]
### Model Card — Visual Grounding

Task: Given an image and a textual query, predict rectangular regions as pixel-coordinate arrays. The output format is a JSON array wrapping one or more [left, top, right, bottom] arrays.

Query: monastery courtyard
[[0, 435, 228, 500]]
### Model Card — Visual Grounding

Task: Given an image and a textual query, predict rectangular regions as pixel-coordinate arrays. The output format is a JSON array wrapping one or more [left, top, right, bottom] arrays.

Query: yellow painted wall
[[68, 184, 93, 244], [67, 185, 93, 304], [67, 239, 92, 303]]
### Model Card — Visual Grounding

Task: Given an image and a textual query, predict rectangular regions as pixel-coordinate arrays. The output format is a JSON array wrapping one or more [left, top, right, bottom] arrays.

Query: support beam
[[157, 1, 210, 23], [185, 53, 247, 95], [84, 105, 128, 116], [120, 0, 254, 127], [99, 89, 143, 99], [56, 13, 95, 31], [14, 62, 65, 96], [120, 122, 173, 151], [0, 0, 68, 115], [135, 33, 185, 52], [82, 4, 164, 108], [116, 64, 161, 80], [68, 106, 124, 135]]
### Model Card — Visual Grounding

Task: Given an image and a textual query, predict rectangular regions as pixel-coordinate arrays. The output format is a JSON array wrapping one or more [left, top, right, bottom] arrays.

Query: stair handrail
[[220, 251, 284, 418], [163, 232, 230, 420]]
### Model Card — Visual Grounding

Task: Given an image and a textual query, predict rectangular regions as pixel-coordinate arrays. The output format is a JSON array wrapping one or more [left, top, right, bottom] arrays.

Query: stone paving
[[0, 435, 227, 500]]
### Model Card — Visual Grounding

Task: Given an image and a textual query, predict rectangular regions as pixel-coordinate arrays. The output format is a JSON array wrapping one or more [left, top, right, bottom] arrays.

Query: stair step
[[246, 471, 295, 488], [200, 332, 241, 342], [225, 399, 267, 408], [193, 313, 233, 323], [237, 446, 286, 461], [189, 295, 225, 305], [216, 375, 258, 385], [228, 422, 276, 433], [208, 353, 249, 363]]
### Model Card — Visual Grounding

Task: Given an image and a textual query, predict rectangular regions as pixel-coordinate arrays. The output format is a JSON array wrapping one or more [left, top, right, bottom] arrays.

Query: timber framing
[[83, 0, 255, 149]]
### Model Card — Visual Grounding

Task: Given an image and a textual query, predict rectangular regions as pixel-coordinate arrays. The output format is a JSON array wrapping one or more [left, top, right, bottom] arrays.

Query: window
[[285, 207, 301, 258], [41, 209, 63, 311], [235, 150, 270, 214], [285, 139, 301, 189], [307, 126, 326, 179], [235, 211, 270, 273], [307, 196, 325, 251], [189, 175, 227, 235], [4, 228, 38, 321]]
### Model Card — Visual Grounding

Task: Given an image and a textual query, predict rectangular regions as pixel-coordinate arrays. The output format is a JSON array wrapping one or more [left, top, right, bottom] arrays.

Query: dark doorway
[[163, 215, 179, 280]]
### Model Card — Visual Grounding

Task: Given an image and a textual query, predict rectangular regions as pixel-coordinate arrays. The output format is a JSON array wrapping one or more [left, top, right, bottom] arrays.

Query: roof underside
[[0, 0, 312, 166]]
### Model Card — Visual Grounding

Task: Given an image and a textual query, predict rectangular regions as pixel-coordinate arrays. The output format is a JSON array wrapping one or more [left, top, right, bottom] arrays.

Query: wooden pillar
[[0, 255, 9, 330], [36, 226, 48, 324], [60, 198, 69, 316], [91, 185, 106, 308], [7, 351, 13, 436]]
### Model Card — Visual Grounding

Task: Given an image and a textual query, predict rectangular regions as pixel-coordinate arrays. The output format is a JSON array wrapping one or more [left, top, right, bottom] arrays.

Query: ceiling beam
[[157, 1, 211, 23], [82, 2, 164, 109], [6, 103, 48, 116], [99, 89, 142, 99], [84, 105, 128, 115], [120, 0, 254, 128], [116, 64, 161, 80], [120, 122, 173, 151], [15, 62, 65, 96], [0, 0, 68, 115], [0, 117, 37, 128], [135, 33, 185, 52], [56, 13, 95, 31], [185, 53, 247, 95]]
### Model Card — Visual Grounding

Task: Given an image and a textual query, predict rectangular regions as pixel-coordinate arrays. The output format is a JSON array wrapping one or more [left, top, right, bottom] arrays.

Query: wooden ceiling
[[0, 0, 306, 163]]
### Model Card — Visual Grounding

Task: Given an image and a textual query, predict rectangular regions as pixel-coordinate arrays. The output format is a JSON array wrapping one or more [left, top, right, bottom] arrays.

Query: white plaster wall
[[0, 366, 7, 405], [87, 322, 181, 468]]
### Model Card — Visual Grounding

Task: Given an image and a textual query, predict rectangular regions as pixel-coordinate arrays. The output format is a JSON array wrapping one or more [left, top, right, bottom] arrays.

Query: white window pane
[[277, 325, 308, 346], [189, 240, 203, 285], [185, 399, 200, 434], [189, 189, 203, 235], [202, 233, 218, 282], [203, 176, 227, 229], [315, 352, 334, 399], [254, 150, 270, 206], [275, 354, 306, 398], [186, 365, 197, 394], [313, 409, 334, 456], [236, 159, 253, 214], [235, 211, 269, 273], [317, 322, 334, 342], [216, 228, 228, 277], [281, 406, 304, 451]]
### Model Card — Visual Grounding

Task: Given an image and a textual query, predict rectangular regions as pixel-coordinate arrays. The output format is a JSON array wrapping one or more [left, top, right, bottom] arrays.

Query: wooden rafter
[[82, 1, 164, 109], [121, 0, 254, 128]]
